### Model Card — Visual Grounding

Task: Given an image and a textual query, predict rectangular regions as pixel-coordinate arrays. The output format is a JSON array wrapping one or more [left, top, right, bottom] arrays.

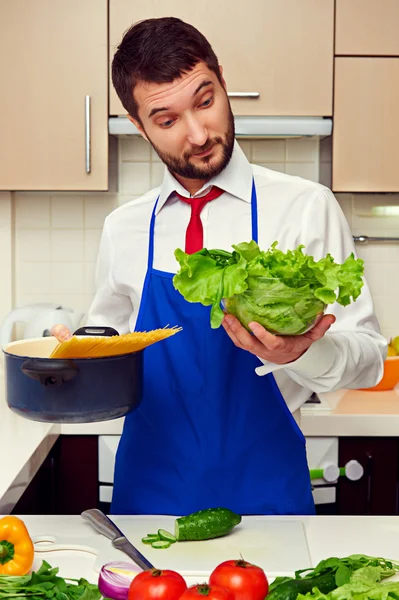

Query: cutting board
[[32, 516, 312, 579]]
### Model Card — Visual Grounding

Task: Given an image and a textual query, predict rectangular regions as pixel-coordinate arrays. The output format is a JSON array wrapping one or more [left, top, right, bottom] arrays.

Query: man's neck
[[172, 172, 210, 196]]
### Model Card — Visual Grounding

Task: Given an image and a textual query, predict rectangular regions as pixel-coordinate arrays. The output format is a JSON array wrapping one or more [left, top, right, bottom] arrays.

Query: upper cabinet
[[110, 0, 334, 117], [332, 58, 399, 192], [0, 0, 108, 191], [336, 0, 399, 56]]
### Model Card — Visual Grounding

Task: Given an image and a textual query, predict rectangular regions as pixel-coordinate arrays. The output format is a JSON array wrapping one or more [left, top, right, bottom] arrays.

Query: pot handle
[[73, 326, 119, 337], [21, 359, 79, 388]]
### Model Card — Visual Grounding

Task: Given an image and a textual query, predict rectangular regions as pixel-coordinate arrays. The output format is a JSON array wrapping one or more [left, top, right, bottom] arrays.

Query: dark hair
[[112, 17, 223, 123]]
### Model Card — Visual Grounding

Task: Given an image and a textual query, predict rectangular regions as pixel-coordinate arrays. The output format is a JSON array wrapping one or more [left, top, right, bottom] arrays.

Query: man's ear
[[127, 114, 148, 141], [219, 65, 227, 91]]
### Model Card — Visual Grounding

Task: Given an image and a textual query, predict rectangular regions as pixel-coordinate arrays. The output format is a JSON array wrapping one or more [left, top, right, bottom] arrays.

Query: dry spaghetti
[[49, 327, 182, 359]]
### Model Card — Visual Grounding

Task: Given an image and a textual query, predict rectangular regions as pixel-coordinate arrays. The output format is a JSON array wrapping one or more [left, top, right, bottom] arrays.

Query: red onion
[[98, 561, 143, 600]]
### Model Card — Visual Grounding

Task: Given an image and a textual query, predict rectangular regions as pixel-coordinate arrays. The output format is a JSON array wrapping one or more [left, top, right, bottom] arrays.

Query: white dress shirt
[[87, 141, 387, 413]]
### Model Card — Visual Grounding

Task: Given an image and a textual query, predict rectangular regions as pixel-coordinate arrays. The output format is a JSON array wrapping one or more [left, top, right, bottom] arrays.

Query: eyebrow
[[148, 80, 214, 119]]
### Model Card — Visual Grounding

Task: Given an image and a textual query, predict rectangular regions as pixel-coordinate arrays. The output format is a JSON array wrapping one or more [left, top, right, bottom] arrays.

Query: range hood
[[109, 116, 332, 139]]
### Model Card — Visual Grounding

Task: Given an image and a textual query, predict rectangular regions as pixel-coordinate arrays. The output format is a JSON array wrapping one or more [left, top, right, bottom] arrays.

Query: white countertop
[[9, 515, 399, 586]]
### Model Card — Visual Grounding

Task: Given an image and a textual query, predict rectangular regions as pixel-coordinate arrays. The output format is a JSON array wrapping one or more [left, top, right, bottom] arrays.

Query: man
[[55, 17, 386, 515]]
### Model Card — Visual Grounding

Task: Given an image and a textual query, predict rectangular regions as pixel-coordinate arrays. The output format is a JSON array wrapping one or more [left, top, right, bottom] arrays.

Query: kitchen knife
[[81, 508, 154, 571]]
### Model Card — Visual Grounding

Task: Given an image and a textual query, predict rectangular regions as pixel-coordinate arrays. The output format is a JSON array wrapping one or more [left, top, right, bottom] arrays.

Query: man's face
[[130, 62, 235, 181]]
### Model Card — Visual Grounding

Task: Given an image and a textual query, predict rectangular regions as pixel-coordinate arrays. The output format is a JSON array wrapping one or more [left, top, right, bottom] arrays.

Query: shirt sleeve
[[86, 219, 133, 334], [255, 187, 387, 393]]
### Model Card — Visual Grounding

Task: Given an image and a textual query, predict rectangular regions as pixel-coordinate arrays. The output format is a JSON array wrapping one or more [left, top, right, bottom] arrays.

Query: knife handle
[[81, 508, 122, 540]]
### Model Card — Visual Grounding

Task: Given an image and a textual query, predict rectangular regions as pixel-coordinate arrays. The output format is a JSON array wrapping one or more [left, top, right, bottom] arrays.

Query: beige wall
[[2, 136, 398, 342]]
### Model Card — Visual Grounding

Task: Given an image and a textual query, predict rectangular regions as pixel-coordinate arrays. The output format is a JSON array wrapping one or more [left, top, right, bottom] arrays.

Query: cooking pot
[[2, 327, 143, 424]]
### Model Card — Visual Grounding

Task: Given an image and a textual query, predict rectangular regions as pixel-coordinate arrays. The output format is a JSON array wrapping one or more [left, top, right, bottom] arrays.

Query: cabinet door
[[0, 1, 108, 191], [336, 0, 399, 56], [333, 58, 399, 192], [110, 0, 334, 117], [12, 436, 99, 515], [338, 438, 399, 515]]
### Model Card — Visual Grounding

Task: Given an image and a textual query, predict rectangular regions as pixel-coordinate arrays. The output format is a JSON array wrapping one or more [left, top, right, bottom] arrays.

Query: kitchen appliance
[[2, 327, 143, 424], [81, 509, 154, 571], [109, 116, 333, 138], [0, 303, 84, 347]]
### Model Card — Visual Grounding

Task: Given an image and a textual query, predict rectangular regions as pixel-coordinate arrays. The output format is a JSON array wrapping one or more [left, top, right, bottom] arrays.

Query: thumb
[[305, 314, 335, 342]]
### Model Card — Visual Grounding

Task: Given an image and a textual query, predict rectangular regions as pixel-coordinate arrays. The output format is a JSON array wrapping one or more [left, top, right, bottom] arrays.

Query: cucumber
[[151, 540, 171, 549], [174, 507, 242, 541], [266, 572, 337, 600], [141, 535, 160, 544], [158, 529, 176, 543]]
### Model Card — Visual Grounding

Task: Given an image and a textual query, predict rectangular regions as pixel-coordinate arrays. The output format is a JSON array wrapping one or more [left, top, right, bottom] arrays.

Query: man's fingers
[[51, 324, 72, 342], [248, 321, 284, 350], [221, 319, 244, 348], [223, 315, 260, 352]]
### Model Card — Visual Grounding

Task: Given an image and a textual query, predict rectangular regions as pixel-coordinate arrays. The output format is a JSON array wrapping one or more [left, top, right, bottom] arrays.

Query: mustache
[[185, 137, 223, 158]]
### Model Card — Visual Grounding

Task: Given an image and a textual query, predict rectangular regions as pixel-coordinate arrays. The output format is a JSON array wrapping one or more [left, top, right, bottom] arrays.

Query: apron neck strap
[[148, 178, 258, 270]]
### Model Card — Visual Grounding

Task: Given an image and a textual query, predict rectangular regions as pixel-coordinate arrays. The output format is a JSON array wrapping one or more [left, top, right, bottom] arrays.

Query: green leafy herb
[[268, 555, 399, 596], [173, 241, 364, 333], [296, 564, 399, 600], [0, 560, 101, 599]]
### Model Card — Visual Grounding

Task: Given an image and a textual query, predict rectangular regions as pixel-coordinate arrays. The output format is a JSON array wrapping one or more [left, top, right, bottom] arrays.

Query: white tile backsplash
[[50, 229, 84, 262], [7, 134, 399, 344], [0, 193, 13, 323], [285, 162, 319, 182], [84, 230, 103, 262], [16, 230, 51, 262], [14, 195, 50, 229], [49, 262, 85, 295], [121, 137, 151, 161], [120, 162, 151, 195], [252, 140, 285, 162], [286, 138, 319, 162], [51, 196, 84, 229], [151, 162, 165, 188], [84, 196, 118, 229]]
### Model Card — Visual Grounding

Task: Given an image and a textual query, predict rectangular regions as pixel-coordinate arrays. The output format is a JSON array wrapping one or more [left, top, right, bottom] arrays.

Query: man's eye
[[160, 119, 175, 128], [201, 97, 213, 108]]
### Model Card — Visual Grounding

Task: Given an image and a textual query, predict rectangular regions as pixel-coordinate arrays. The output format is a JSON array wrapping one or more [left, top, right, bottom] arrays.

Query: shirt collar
[[155, 140, 253, 214]]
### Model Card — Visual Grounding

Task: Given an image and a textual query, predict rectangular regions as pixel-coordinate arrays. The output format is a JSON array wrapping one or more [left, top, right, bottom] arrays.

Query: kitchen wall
[[2, 136, 399, 341]]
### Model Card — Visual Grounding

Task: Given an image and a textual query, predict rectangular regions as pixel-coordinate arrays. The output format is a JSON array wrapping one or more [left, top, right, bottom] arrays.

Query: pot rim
[[3, 336, 143, 361]]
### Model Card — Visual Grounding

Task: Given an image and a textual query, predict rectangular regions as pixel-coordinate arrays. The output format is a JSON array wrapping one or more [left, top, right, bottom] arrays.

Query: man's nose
[[186, 116, 208, 147]]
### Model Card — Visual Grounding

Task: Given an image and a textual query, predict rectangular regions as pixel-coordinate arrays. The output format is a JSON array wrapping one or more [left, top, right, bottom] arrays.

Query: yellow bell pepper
[[0, 516, 34, 575]]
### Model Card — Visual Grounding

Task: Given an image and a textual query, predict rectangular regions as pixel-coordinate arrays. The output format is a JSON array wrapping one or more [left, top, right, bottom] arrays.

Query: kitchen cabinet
[[0, 1, 108, 191], [337, 437, 399, 515], [332, 57, 399, 192], [109, 0, 334, 117], [12, 436, 99, 515], [336, 0, 399, 56]]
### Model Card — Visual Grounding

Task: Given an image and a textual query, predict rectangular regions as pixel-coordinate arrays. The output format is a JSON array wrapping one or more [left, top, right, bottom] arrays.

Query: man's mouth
[[192, 146, 215, 158]]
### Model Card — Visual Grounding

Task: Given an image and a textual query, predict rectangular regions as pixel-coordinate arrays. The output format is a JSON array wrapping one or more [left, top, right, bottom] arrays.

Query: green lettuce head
[[173, 241, 364, 335]]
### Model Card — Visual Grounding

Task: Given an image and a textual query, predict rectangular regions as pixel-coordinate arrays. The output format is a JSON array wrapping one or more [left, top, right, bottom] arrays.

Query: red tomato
[[128, 569, 187, 600], [209, 560, 269, 600], [180, 583, 234, 599]]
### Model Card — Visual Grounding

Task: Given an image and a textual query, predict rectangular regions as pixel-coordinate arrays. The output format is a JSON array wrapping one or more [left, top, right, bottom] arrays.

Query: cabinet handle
[[227, 92, 260, 98], [85, 95, 91, 174], [365, 453, 374, 515]]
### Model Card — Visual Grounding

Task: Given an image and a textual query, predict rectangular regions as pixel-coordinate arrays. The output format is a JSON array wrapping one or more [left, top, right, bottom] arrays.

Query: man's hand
[[222, 313, 336, 365]]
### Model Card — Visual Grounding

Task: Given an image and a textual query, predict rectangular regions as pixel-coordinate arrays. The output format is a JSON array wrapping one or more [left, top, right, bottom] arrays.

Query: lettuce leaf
[[297, 566, 399, 600], [173, 241, 364, 333]]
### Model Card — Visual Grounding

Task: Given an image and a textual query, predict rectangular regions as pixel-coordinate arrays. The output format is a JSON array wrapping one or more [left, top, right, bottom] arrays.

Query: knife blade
[[81, 508, 154, 571]]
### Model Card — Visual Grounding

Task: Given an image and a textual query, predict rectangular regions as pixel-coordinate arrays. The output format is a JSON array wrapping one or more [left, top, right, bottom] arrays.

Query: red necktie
[[175, 186, 224, 254]]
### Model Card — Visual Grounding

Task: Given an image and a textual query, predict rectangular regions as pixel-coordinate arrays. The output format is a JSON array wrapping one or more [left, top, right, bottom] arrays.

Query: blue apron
[[112, 181, 315, 516]]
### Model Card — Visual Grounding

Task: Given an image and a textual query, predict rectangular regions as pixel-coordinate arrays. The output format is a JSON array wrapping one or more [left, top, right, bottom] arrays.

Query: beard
[[148, 105, 235, 181]]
